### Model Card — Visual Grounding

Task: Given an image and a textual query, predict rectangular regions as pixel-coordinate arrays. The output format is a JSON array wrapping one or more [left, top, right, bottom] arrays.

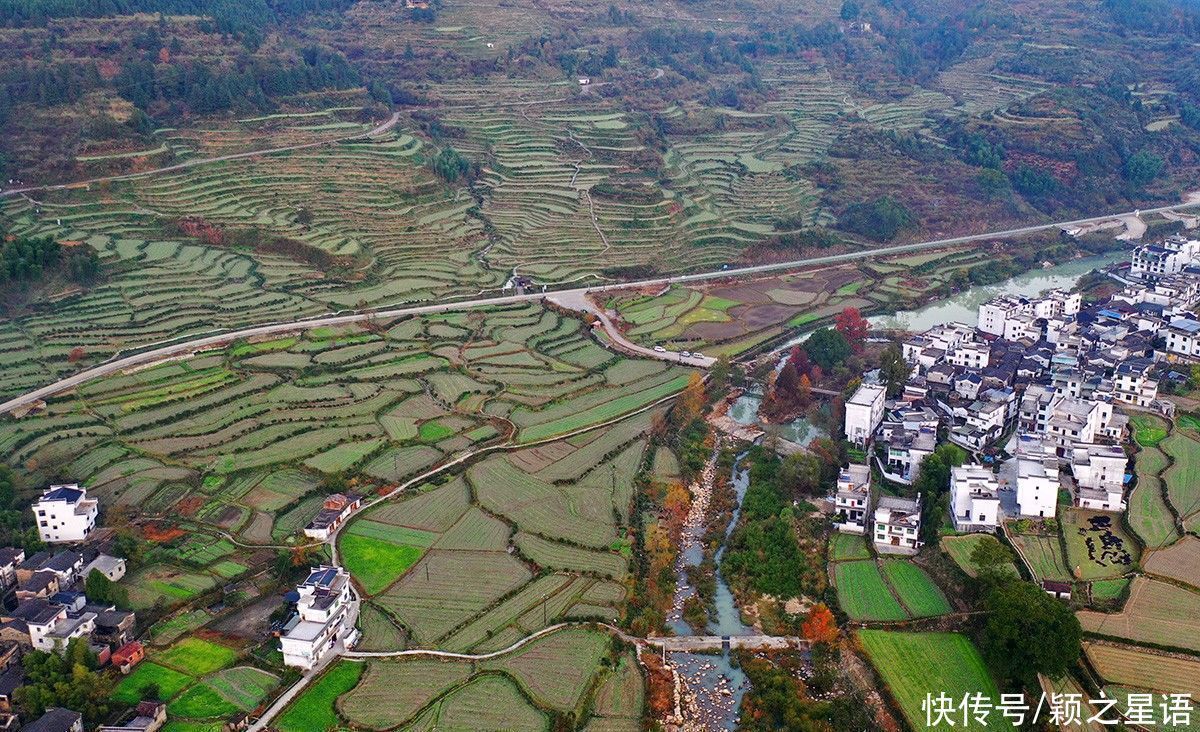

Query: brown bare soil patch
[[687, 321, 748, 341], [736, 303, 796, 328], [175, 495, 206, 518], [141, 522, 186, 543], [1145, 536, 1200, 590]]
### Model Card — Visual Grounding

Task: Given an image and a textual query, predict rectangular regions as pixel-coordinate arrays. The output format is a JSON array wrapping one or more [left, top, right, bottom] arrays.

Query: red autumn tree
[[802, 603, 838, 645], [67, 347, 85, 364], [835, 306, 870, 353], [797, 373, 813, 408]]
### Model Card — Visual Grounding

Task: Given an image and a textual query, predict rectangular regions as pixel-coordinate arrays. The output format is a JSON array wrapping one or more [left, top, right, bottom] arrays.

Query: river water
[[665, 452, 754, 730], [659, 251, 1124, 726], [868, 251, 1126, 332], [729, 389, 823, 446]]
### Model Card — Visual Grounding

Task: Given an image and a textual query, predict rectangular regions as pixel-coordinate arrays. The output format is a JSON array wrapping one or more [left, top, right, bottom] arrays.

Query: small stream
[[729, 389, 824, 447], [666, 453, 754, 730], [658, 249, 1126, 727]]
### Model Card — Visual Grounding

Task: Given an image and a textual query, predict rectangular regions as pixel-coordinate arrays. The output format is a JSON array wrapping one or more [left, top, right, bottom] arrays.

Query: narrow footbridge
[[647, 635, 806, 652]]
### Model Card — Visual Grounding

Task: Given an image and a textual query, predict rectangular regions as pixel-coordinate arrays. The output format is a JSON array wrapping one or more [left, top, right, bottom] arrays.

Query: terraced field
[[276, 626, 638, 730], [1162, 432, 1200, 533], [608, 265, 870, 356], [0, 304, 686, 622], [1128, 435, 1180, 549], [347, 409, 646, 650], [1078, 577, 1200, 653], [1085, 641, 1200, 697], [0, 120, 511, 401]]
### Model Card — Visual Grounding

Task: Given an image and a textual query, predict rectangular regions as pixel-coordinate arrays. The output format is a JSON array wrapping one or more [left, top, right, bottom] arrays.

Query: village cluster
[[0, 485, 144, 732], [0, 486, 368, 732], [835, 235, 1200, 569], [6, 235, 1200, 731]]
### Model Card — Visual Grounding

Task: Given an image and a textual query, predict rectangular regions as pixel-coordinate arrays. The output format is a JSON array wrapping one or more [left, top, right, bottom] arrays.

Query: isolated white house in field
[[280, 566, 357, 671], [845, 383, 886, 446], [303, 493, 362, 541], [32, 485, 98, 544]]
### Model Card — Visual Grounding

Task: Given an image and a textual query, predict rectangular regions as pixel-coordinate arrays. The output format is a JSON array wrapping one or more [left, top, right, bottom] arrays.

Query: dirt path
[[840, 646, 902, 731]]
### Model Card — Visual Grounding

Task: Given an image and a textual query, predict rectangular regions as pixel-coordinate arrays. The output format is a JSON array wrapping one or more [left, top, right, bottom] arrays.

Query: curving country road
[[1, 200, 1197, 416], [0, 112, 402, 199]]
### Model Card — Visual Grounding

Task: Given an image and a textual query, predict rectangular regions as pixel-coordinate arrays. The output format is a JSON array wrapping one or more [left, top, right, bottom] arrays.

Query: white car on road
[[653, 346, 666, 353]]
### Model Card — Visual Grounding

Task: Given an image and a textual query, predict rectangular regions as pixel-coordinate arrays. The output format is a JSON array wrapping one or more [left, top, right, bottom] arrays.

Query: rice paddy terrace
[[0, 44, 1068, 408], [0, 304, 692, 633]]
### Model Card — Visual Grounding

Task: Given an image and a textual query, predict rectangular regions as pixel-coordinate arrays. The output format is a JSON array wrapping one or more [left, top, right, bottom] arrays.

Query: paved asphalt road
[[1, 199, 1196, 416]]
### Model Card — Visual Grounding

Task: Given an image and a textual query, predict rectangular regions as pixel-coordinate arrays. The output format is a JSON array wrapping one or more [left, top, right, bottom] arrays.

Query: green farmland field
[[858, 630, 1005, 731], [1163, 433, 1200, 525], [833, 561, 907, 622], [156, 638, 238, 676], [168, 684, 241, 719], [1008, 531, 1072, 582], [1131, 414, 1169, 447], [113, 662, 193, 704], [830, 532, 871, 561], [882, 560, 952, 617], [276, 660, 364, 732], [941, 534, 1019, 578], [516, 373, 691, 442], [338, 518, 436, 592], [1129, 440, 1180, 549]]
